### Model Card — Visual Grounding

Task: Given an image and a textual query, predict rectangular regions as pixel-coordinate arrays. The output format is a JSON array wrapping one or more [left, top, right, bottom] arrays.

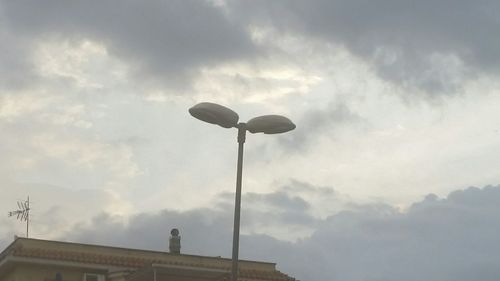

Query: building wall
[[0, 238, 290, 281], [0, 263, 106, 281], [0, 269, 16, 281]]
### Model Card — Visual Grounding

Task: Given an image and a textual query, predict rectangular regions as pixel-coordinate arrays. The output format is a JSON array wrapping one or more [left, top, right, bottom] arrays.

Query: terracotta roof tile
[[11, 247, 293, 280]]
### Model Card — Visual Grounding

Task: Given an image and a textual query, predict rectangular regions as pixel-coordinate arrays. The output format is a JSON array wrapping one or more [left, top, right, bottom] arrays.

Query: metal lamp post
[[189, 102, 295, 281]]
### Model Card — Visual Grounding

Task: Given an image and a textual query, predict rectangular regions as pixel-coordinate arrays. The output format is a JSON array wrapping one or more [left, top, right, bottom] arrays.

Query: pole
[[231, 123, 246, 281], [26, 196, 29, 238]]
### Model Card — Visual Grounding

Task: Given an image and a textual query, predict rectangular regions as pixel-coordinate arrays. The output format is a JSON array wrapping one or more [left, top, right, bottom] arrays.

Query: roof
[[0, 238, 294, 281]]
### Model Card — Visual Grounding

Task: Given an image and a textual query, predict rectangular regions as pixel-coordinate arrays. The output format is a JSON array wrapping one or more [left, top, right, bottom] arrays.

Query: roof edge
[[3, 237, 277, 266], [0, 236, 21, 263]]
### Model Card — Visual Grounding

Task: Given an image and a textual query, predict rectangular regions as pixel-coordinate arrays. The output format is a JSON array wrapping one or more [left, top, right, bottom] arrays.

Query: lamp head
[[246, 115, 296, 134], [189, 102, 239, 128]]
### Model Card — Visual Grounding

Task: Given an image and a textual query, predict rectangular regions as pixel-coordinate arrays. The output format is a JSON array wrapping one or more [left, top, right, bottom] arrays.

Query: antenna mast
[[8, 196, 31, 238]]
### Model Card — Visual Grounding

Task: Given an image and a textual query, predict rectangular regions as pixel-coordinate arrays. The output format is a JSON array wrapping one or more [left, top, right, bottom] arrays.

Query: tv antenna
[[8, 196, 30, 238]]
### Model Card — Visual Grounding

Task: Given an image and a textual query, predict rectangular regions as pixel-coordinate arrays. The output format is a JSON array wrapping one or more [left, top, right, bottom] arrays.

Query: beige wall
[[0, 269, 16, 281], [0, 263, 106, 281], [0, 238, 285, 281]]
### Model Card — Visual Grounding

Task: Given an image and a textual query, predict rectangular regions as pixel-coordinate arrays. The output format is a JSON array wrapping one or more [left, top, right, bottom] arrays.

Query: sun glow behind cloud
[[2, 19, 500, 240]]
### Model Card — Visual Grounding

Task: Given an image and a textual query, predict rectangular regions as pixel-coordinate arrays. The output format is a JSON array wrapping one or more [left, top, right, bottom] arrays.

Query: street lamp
[[189, 102, 295, 281]]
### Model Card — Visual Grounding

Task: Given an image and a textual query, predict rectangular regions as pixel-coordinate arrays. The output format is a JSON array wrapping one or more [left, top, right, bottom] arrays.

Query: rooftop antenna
[[8, 196, 30, 238]]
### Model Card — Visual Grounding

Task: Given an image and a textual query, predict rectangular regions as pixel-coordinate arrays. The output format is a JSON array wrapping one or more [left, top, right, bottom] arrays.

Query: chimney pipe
[[169, 228, 181, 254]]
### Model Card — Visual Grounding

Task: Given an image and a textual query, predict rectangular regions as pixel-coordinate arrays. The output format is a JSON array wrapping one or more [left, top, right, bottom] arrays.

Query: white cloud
[[0, 182, 114, 244], [1, 0, 257, 90]]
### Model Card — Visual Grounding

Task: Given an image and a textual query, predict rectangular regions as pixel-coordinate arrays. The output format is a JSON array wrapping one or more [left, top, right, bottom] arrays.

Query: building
[[0, 233, 295, 281]]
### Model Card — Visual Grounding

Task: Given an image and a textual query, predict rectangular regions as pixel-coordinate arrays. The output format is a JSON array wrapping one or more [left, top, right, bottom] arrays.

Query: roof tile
[[11, 247, 293, 280]]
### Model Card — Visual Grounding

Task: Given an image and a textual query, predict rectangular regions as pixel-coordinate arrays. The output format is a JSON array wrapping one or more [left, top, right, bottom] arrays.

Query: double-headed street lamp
[[189, 102, 295, 281]]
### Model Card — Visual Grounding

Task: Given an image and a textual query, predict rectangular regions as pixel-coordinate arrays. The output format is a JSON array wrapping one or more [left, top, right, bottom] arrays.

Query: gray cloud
[[230, 0, 499, 94], [0, 0, 256, 89], [285, 185, 500, 281], [245, 192, 310, 212], [2, 0, 493, 95], [0, 26, 39, 90], [214, 180, 332, 232], [47, 185, 500, 281], [64, 209, 235, 257], [276, 102, 366, 151], [58, 180, 337, 257]]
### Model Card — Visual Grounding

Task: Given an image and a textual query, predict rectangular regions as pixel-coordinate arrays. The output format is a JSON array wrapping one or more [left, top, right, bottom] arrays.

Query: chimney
[[169, 228, 181, 254]]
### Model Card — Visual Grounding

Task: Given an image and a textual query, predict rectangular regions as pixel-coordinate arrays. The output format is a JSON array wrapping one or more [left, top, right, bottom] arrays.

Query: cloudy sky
[[1, 0, 500, 280]]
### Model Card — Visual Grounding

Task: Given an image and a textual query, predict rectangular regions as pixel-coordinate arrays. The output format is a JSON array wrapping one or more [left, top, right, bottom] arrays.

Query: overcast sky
[[1, 1, 500, 280]]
